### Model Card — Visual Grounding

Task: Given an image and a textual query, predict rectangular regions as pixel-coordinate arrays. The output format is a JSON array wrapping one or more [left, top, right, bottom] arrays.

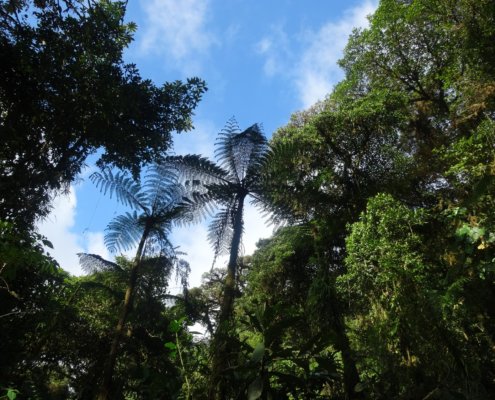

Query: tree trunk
[[209, 193, 246, 400], [310, 225, 362, 399], [334, 313, 362, 399], [96, 226, 150, 400]]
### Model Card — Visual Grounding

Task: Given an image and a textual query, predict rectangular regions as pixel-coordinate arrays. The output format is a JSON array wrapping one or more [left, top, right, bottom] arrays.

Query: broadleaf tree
[[0, 0, 206, 231]]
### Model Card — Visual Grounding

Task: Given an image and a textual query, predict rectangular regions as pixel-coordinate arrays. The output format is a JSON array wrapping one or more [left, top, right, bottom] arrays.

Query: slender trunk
[[334, 312, 362, 399], [209, 193, 246, 400], [96, 225, 150, 400], [311, 226, 362, 399]]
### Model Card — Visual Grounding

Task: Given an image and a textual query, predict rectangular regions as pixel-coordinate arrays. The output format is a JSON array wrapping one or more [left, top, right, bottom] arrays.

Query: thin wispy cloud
[[295, 0, 377, 107], [138, 0, 217, 74], [255, 24, 290, 77], [256, 0, 377, 108], [171, 119, 217, 158]]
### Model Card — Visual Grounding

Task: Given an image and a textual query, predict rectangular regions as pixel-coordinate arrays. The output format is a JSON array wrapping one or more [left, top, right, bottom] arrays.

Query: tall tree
[[163, 119, 270, 399], [87, 166, 192, 400], [0, 0, 206, 230], [263, 87, 412, 398], [262, 1, 495, 398]]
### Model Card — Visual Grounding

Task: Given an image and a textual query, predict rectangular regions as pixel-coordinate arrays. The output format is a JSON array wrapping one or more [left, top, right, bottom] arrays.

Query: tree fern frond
[[236, 124, 269, 180], [205, 182, 239, 205], [105, 212, 143, 253], [147, 184, 187, 221], [145, 228, 176, 258], [77, 253, 125, 274], [253, 140, 305, 224], [90, 169, 149, 212], [144, 164, 180, 207], [244, 125, 270, 179], [208, 207, 234, 267], [161, 155, 228, 186], [215, 122, 268, 183], [215, 117, 242, 181], [174, 191, 217, 226]]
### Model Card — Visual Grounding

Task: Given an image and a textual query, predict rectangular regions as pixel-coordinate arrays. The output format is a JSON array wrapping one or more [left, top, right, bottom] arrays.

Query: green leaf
[[42, 239, 53, 249], [250, 342, 265, 364], [247, 376, 263, 400], [354, 382, 366, 393], [7, 389, 18, 400], [168, 319, 181, 333], [164, 342, 177, 350]]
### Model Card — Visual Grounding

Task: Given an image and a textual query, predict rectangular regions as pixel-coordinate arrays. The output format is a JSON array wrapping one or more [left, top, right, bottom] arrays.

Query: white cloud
[[86, 231, 110, 260], [37, 187, 84, 275], [256, 0, 377, 108], [295, 0, 377, 108], [255, 25, 290, 77], [171, 223, 215, 290], [37, 186, 110, 276], [242, 201, 274, 256], [138, 0, 217, 73]]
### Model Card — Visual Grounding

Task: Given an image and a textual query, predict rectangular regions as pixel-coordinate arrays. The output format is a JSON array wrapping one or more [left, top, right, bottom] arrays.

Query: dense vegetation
[[1, 0, 494, 399]]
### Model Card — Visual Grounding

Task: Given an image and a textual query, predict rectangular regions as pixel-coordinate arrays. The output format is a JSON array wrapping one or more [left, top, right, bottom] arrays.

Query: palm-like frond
[[162, 155, 228, 185], [77, 253, 126, 274], [156, 155, 230, 225], [243, 125, 270, 182], [251, 140, 303, 225], [215, 118, 242, 181], [215, 120, 268, 183], [156, 119, 270, 270], [144, 164, 180, 208], [208, 205, 235, 266], [90, 169, 149, 212], [105, 211, 144, 253], [91, 165, 199, 256], [206, 182, 242, 205], [175, 190, 216, 226]]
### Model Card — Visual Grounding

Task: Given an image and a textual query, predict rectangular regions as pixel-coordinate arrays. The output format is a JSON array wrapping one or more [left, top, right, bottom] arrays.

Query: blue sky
[[38, 0, 377, 290]]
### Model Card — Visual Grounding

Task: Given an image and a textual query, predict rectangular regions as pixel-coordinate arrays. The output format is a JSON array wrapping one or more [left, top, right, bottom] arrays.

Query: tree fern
[[90, 169, 149, 212], [208, 207, 234, 266], [88, 165, 196, 399], [157, 118, 272, 397], [104, 212, 144, 253], [77, 253, 125, 274]]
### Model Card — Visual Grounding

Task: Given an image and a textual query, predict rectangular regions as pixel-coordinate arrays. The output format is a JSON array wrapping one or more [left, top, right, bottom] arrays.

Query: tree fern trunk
[[209, 193, 246, 399], [96, 226, 150, 400]]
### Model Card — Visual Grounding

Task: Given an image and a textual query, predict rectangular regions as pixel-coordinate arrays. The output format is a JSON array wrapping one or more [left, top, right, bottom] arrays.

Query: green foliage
[[0, 388, 19, 400], [0, 0, 206, 230], [2, 0, 495, 398], [339, 194, 494, 398], [232, 228, 345, 399]]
